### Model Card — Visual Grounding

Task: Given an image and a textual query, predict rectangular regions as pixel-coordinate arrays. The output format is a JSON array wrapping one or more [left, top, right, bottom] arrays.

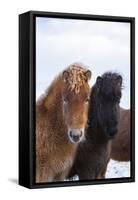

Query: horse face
[[96, 73, 122, 138], [62, 84, 90, 143]]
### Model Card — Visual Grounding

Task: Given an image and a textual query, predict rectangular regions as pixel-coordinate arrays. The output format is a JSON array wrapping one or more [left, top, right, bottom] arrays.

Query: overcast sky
[[36, 17, 130, 109]]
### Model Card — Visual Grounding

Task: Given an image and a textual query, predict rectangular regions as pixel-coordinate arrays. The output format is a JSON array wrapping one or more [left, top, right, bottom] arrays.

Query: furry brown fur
[[36, 63, 92, 182], [111, 107, 130, 161]]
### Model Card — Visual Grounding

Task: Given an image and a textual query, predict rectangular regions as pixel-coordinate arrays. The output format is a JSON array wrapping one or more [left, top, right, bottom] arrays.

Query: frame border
[[19, 10, 135, 189]]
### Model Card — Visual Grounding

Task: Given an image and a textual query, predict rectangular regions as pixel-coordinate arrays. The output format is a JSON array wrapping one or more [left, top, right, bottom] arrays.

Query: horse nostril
[[80, 130, 83, 137], [109, 128, 118, 137], [69, 131, 73, 138]]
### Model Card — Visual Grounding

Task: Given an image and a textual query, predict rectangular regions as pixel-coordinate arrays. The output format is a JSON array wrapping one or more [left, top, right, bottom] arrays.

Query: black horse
[[68, 72, 123, 180]]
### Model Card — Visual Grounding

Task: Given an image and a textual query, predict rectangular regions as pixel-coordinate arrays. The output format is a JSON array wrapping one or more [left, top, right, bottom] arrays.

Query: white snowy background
[[36, 17, 131, 179]]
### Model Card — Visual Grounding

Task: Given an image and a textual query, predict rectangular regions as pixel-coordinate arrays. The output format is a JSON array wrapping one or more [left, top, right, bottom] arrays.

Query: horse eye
[[63, 97, 68, 103]]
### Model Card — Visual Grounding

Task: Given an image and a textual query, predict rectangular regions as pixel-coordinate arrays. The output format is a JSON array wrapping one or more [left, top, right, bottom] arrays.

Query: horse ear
[[85, 70, 92, 81], [117, 75, 122, 86], [62, 70, 69, 82], [96, 76, 102, 87]]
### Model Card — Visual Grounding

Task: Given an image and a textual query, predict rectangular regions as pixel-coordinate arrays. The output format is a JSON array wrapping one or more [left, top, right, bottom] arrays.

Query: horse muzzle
[[68, 128, 84, 143], [105, 127, 118, 138]]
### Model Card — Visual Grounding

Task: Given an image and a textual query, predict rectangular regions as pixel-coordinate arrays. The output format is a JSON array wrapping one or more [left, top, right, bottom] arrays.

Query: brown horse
[[111, 107, 130, 161], [36, 63, 92, 183]]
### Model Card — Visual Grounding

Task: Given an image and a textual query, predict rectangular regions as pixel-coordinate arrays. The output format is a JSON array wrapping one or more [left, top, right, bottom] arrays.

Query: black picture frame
[[19, 10, 135, 189]]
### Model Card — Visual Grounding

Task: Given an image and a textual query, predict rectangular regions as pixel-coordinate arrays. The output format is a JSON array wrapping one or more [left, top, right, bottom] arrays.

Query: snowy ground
[[106, 159, 130, 178]]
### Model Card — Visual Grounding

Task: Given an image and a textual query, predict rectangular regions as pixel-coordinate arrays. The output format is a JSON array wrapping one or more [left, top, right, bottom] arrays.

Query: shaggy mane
[[64, 63, 89, 94]]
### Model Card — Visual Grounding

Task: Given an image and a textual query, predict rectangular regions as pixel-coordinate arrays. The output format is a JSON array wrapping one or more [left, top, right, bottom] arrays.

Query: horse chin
[[68, 137, 82, 144]]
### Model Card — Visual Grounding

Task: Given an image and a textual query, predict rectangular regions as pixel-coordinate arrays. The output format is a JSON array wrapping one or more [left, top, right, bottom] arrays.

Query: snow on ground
[[106, 159, 130, 178]]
